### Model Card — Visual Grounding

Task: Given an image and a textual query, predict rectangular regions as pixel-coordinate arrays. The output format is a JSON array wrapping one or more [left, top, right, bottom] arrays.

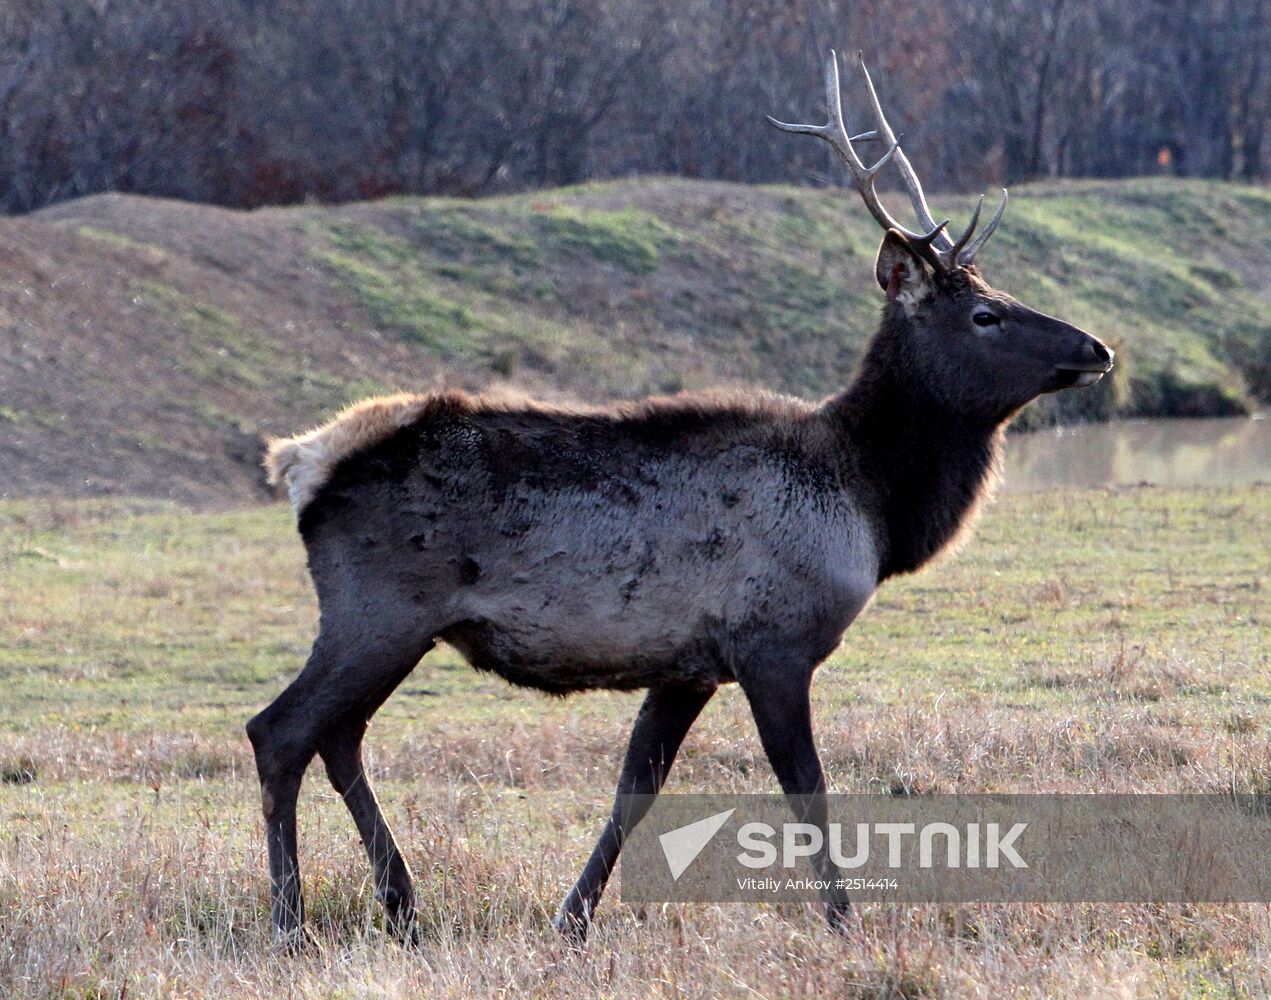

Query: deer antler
[[767, 52, 936, 245], [769, 51, 1007, 270]]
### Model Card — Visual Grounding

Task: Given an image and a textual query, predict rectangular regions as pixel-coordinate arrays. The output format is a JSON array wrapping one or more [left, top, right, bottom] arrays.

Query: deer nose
[[1084, 339, 1113, 368]]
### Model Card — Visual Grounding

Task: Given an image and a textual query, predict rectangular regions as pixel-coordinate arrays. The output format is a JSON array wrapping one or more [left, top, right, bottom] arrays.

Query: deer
[[248, 50, 1113, 948]]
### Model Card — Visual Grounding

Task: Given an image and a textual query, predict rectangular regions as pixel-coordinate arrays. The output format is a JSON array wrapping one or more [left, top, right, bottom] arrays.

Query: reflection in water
[[1002, 416, 1271, 493]]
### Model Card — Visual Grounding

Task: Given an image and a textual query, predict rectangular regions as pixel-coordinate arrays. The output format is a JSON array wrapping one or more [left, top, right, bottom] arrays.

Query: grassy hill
[[1, 177, 1267, 505]]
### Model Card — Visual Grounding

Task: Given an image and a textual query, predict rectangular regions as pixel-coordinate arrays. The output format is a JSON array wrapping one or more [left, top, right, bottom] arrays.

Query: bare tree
[[0, 0, 1264, 214]]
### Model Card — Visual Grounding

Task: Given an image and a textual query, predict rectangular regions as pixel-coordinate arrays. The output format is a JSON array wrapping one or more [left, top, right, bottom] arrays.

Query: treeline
[[0, 0, 1265, 213]]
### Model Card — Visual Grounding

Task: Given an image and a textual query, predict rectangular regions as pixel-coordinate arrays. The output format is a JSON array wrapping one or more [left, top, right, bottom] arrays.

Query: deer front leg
[[739, 664, 851, 929], [555, 681, 715, 942]]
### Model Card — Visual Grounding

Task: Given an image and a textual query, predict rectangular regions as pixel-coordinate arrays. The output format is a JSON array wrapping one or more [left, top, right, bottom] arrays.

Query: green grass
[[410, 205, 542, 271], [9, 179, 1269, 508], [0, 487, 1265, 743], [307, 214, 676, 391], [309, 244, 484, 352], [529, 205, 673, 274], [133, 280, 274, 391], [0, 486, 1268, 995], [299, 178, 1270, 426], [76, 224, 168, 261], [19, 178, 1268, 510], [129, 276, 393, 444]]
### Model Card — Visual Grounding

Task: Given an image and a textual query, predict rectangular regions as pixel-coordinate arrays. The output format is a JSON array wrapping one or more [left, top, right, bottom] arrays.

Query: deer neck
[[828, 316, 1005, 581]]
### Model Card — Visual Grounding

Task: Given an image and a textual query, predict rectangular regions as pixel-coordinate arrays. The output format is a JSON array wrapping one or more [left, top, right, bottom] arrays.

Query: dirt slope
[[0, 178, 1267, 506]]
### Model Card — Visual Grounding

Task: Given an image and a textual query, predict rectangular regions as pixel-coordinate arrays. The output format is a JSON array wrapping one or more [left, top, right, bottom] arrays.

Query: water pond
[[1001, 416, 1270, 493]]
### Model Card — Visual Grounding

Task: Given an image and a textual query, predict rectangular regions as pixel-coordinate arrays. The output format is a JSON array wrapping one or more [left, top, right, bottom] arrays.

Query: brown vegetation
[[0, 0, 1265, 214], [0, 483, 1266, 994]]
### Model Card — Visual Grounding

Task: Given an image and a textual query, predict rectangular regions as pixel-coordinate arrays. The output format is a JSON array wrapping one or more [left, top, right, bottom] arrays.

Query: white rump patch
[[264, 393, 430, 516]]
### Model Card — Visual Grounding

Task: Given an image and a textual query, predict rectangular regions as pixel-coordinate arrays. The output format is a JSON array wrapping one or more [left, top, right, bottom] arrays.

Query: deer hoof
[[825, 899, 854, 934], [552, 908, 591, 948], [386, 911, 420, 948], [272, 924, 321, 955]]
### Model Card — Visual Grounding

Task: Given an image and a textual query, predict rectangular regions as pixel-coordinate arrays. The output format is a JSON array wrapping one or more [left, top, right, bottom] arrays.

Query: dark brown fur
[[248, 230, 1112, 947]]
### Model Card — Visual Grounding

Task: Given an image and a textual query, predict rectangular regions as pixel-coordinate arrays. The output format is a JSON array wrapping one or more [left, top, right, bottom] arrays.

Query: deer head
[[770, 52, 1113, 421]]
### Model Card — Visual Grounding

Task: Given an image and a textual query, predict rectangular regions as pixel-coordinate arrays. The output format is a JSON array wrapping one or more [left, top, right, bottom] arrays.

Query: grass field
[[0, 484, 1267, 997]]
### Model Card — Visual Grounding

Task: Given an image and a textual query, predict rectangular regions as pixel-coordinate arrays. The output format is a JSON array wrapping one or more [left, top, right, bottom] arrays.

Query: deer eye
[[972, 310, 1001, 328]]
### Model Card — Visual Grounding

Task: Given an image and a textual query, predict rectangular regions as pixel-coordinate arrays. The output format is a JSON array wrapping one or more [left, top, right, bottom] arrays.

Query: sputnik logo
[[658, 808, 736, 881]]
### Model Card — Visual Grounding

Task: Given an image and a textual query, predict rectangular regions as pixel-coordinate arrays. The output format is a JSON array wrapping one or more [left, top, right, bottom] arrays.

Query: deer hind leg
[[317, 653, 428, 946], [246, 622, 432, 949], [555, 681, 715, 942]]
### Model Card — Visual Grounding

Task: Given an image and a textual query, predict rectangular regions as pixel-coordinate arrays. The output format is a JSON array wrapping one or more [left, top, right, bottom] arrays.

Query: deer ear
[[874, 230, 932, 308]]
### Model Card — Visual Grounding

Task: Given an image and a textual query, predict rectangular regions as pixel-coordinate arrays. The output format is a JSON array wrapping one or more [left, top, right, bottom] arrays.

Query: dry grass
[[7, 779, 1271, 999], [1, 485, 1269, 996]]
